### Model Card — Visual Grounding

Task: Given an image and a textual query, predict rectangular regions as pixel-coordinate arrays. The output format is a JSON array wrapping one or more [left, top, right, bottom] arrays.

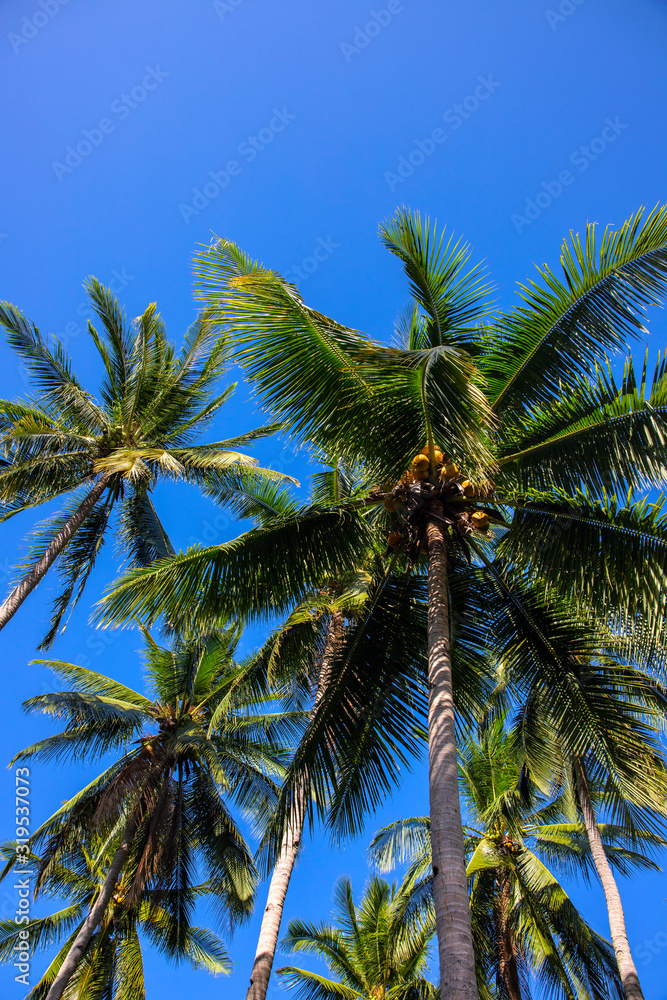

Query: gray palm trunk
[[0, 475, 110, 631], [573, 757, 644, 1000], [45, 814, 136, 1000], [245, 610, 344, 1000], [426, 514, 479, 1000]]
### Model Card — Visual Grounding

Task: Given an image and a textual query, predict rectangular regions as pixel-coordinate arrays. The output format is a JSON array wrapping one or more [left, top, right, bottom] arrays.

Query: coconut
[[413, 468, 429, 481], [433, 448, 444, 465], [471, 511, 490, 531], [461, 480, 476, 498], [412, 453, 430, 471], [388, 530, 403, 547], [441, 462, 460, 479]]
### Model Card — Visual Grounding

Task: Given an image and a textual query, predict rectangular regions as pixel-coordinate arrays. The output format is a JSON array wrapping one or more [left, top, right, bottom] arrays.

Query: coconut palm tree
[[100, 206, 667, 999], [10, 623, 294, 1000], [0, 839, 232, 999], [370, 718, 664, 1000], [276, 874, 438, 1000], [0, 278, 287, 644], [492, 588, 667, 1000], [199, 464, 434, 1000]]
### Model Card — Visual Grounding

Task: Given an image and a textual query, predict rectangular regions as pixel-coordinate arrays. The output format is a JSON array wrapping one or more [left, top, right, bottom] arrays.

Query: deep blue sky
[[2, 0, 667, 996]]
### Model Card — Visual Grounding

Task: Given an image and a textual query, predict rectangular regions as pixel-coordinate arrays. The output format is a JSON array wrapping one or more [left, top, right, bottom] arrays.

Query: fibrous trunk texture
[[426, 514, 479, 1000], [495, 866, 523, 1000], [573, 757, 644, 1000]]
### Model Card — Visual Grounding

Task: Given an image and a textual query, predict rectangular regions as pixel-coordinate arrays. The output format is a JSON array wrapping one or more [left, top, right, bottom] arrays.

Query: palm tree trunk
[[573, 757, 644, 1000], [45, 813, 136, 1000], [246, 611, 344, 1000], [246, 816, 304, 1000], [0, 475, 110, 631], [426, 513, 479, 1000], [495, 867, 523, 1000]]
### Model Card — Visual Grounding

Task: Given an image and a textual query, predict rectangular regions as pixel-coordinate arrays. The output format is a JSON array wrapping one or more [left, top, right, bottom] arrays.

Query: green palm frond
[[116, 488, 174, 566], [194, 239, 378, 457], [277, 968, 363, 1000], [0, 279, 288, 640], [485, 204, 667, 422], [379, 207, 491, 351], [0, 907, 85, 962], [258, 574, 428, 866], [499, 350, 667, 494], [498, 489, 667, 635], [371, 719, 632, 1000], [111, 932, 145, 1000], [99, 502, 372, 630], [202, 465, 300, 525], [278, 874, 435, 1000]]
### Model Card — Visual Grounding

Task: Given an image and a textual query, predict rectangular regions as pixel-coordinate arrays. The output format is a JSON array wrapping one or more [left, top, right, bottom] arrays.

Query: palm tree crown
[[100, 205, 667, 1000], [9, 624, 296, 999], [277, 874, 438, 1000], [0, 838, 232, 1000], [0, 277, 285, 644], [369, 719, 660, 1000]]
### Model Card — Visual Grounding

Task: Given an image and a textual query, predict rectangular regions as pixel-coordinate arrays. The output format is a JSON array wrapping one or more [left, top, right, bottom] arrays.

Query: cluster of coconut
[[384, 448, 492, 547]]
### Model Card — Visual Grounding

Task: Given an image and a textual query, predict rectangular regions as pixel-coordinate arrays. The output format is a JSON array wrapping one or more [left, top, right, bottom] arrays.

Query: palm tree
[[202, 465, 433, 1000], [0, 839, 232, 999], [277, 874, 438, 1000], [100, 206, 667, 999], [369, 719, 664, 999], [0, 277, 287, 644], [10, 624, 292, 1000], [494, 589, 667, 1000]]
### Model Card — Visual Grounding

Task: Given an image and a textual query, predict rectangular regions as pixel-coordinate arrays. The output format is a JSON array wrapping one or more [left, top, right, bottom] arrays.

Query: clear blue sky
[[1, 0, 667, 996]]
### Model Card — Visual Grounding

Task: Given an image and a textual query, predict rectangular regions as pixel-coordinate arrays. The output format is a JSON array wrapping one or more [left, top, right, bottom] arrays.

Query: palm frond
[[485, 205, 667, 423]]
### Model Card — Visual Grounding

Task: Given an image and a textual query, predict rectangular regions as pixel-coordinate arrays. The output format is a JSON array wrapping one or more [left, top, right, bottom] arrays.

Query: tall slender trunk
[[45, 813, 137, 1000], [0, 475, 110, 631], [246, 611, 344, 1000], [426, 514, 479, 1000], [573, 757, 644, 1000], [495, 867, 523, 1000]]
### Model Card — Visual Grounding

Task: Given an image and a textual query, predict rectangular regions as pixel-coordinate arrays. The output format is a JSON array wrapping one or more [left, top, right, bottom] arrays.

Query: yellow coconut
[[471, 511, 490, 531], [413, 468, 429, 481], [412, 453, 430, 471], [388, 530, 403, 547], [461, 480, 476, 498], [441, 462, 460, 479], [433, 448, 444, 465]]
